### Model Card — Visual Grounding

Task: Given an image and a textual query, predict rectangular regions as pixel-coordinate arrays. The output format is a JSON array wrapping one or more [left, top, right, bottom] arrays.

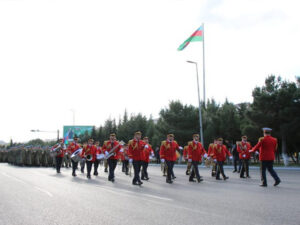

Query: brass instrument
[[105, 140, 125, 159]]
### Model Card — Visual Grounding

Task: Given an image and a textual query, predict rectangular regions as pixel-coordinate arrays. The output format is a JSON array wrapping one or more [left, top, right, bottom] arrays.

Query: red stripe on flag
[[191, 30, 203, 37]]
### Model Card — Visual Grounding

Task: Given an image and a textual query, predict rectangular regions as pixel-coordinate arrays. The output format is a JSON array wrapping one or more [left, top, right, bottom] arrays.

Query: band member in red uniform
[[213, 138, 232, 180], [67, 137, 81, 177], [128, 131, 146, 185], [122, 144, 129, 175], [102, 133, 122, 182], [207, 139, 217, 177], [188, 134, 207, 182], [250, 128, 281, 187], [94, 141, 102, 176], [81, 138, 97, 179], [160, 134, 182, 184], [51, 138, 66, 173], [183, 145, 191, 175], [237, 136, 252, 178], [141, 137, 154, 180]]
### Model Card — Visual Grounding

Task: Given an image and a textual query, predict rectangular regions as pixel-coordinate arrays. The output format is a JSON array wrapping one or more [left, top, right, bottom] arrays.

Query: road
[[0, 163, 300, 225]]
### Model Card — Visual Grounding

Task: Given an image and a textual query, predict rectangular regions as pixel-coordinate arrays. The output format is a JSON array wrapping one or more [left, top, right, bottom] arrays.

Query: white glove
[[99, 154, 105, 159], [207, 156, 211, 160], [145, 145, 149, 149], [229, 156, 233, 160], [213, 159, 217, 162], [204, 153, 208, 158], [161, 159, 165, 163], [255, 151, 259, 155], [120, 148, 124, 153], [179, 146, 183, 150], [129, 159, 133, 163], [149, 156, 153, 160], [188, 159, 192, 162], [151, 153, 154, 157], [105, 151, 109, 156], [242, 154, 246, 158]]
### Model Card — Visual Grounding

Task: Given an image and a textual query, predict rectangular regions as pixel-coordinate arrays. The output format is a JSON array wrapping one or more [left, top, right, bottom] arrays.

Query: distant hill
[[0, 140, 7, 145]]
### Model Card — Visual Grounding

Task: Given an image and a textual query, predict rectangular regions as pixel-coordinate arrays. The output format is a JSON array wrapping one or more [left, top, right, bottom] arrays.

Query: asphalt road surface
[[1, 163, 300, 225]]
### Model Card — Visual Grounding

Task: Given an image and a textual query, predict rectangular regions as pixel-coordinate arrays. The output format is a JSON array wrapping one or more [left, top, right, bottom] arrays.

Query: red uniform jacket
[[213, 144, 231, 162], [160, 140, 179, 162], [142, 144, 154, 163], [236, 141, 252, 160], [102, 140, 121, 160], [67, 142, 81, 154], [207, 143, 216, 157], [96, 146, 102, 154], [51, 143, 65, 158], [251, 136, 277, 161], [188, 141, 207, 162], [183, 146, 189, 159], [81, 144, 97, 162], [128, 139, 146, 161]]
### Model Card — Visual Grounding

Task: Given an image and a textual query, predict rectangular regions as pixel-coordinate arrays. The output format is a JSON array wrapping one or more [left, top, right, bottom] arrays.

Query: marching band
[[50, 128, 281, 187]]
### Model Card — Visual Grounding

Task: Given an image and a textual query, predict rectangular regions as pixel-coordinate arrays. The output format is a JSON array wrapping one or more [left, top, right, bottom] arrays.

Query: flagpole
[[202, 23, 206, 107]]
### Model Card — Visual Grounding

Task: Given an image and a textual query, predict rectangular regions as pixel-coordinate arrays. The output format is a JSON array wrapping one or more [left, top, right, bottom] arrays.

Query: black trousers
[[133, 160, 142, 183], [108, 159, 117, 180], [260, 161, 280, 185], [71, 159, 78, 174], [55, 157, 62, 172], [233, 155, 240, 171], [240, 159, 249, 177], [94, 160, 99, 174], [216, 161, 226, 178], [166, 160, 175, 181], [86, 161, 93, 176], [80, 160, 85, 172], [123, 160, 129, 174], [141, 161, 149, 179], [190, 161, 200, 180]]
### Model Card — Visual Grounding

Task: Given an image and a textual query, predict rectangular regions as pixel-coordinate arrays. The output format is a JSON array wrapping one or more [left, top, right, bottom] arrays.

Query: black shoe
[[132, 182, 139, 185], [186, 171, 190, 175], [247, 176, 251, 178], [166, 180, 173, 184], [87, 175, 91, 179], [141, 178, 146, 180], [81, 169, 84, 173], [233, 170, 237, 173], [94, 172, 98, 176], [145, 177, 149, 180], [240, 176, 246, 179], [125, 172, 129, 175], [163, 174, 166, 177], [197, 178, 203, 183], [57, 171, 61, 173], [172, 176, 176, 179], [137, 181, 143, 185], [212, 173, 216, 177], [216, 177, 221, 180], [260, 183, 267, 187], [72, 173, 77, 177], [274, 180, 281, 186], [223, 176, 229, 180], [104, 168, 108, 173], [111, 178, 115, 183], [189, 179, 196, 182]]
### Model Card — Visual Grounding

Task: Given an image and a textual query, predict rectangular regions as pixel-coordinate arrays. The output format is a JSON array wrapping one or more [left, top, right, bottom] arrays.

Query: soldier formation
[[0, 127, 281, 187]]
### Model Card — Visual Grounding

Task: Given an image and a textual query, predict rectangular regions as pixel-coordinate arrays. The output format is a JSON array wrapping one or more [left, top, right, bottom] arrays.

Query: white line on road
[[34, 186, 53, 197]]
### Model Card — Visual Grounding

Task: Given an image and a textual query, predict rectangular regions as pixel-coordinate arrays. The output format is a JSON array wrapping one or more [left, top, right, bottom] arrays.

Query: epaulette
[[188, 141, 193, 146], [236, 141, 241, 145], [128, 140, 133, 145], [174, 141, 178, 145], [161, 140, 166, 145], [103, 141, 108, 146], [259, 137, 264, 142]]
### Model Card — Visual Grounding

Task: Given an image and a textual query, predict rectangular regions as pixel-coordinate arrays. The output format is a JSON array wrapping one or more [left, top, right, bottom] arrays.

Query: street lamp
[[187, 60, 204, 146], [30, 129, 60, 141]]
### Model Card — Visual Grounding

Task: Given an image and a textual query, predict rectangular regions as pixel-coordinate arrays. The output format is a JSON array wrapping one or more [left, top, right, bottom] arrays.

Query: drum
[[96, 153, 104, 160], [71, 148, 82, 162]]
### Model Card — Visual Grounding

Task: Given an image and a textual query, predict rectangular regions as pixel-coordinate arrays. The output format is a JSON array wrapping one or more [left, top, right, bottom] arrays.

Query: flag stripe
[[177, 25, 203, 51]]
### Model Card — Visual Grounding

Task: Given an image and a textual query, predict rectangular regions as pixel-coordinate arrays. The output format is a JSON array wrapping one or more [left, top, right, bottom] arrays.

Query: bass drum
[[71, 148, 82, 162]]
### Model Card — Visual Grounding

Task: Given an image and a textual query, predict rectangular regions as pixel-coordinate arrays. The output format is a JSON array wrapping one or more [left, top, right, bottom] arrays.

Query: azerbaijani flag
[[177, 25, 203, 51]]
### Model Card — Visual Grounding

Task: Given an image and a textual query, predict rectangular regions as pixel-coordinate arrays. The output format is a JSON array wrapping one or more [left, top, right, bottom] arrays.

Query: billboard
[[63, 126, 93, 144]]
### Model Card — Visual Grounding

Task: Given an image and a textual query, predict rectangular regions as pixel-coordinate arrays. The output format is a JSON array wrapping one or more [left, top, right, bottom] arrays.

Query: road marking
[[34, 186, 53, 197], [1, 172, 27, 185]]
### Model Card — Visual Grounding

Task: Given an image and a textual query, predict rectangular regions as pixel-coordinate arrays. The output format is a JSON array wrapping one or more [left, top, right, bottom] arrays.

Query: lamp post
[[187, 60, 204, 145], [30, 129, 60, 141]]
